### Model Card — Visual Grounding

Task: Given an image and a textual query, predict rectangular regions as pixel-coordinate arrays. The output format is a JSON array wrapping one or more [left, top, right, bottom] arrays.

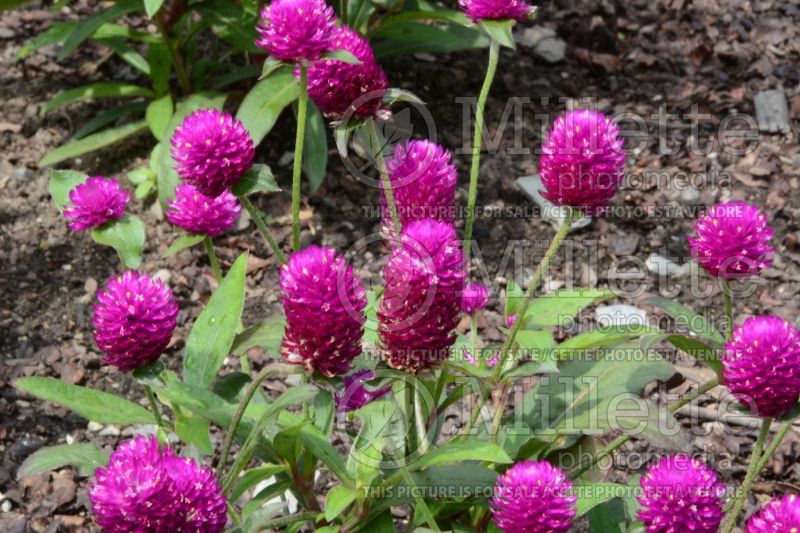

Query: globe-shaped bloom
[[490, 460, 576, 533], [93, 271, 179, 372], [335, 369, 391, 412], [458, 0, 534, 22], [63, 176, 130, 232], [280, 245, 367, 377], [688, 201, 774, 279], [89, 435, 226, 532], [723, 316, 800, 418], [461, 282, 490, 314], [166, 183, 241, 236], [305, 25, 389, 119], [637, 454, 725, 533], [539, 109, 626, 215], [171, 109, 255, 198], [381, 139, 458, 236], [378, 219, 466, 373], [256, 0, 337, 62], [746, 493, 800, 532]]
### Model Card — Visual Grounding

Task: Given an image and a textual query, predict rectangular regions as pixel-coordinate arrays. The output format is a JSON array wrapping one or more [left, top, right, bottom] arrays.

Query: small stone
[[154, 269, 172, 284], [596, 304, 648, 327], [1, 500, 12, 512], [84, 277, 98, 297], [87, 421, 103, 432], [99, 424, 121, 437], [680, 186, 701, 206], [645, 253, 688, 277], [515, 25, 556, 48], [754, 90, 790, 134], [8, 438, 43, 462], [10, 168, 30, 182], [0, 28, 15, 39], [534, 37, 567, 64]]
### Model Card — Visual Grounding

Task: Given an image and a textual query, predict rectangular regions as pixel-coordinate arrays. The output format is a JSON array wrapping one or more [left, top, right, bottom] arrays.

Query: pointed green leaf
[[165, 234, 205, 257], [49, 169, 89, 211], [412, 439, 512, 469], [231, 164, 280, 197], [91, 214, 145, 269], [643, 296, 725, 346], [303, 101, 328, 194], [18, 443, 109, 478], [146, 94, 174, 141], [480, 19, 516, 49], [144, 0, 166, 18], [320, 49, 361, 64], [237, 69, 299, 145], [324, 485, 358, 521], [39, 119, 148, 167], [58, 0, 142, 60]]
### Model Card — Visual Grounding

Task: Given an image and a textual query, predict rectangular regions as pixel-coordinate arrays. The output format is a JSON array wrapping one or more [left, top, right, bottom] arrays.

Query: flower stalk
[[722, 417, 773, 532], [291, 65, 309, 251]]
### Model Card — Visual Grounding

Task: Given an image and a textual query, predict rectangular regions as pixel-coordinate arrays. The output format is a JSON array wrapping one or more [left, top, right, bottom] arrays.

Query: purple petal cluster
[[336, 369, 391, 412], [89, 435, 226, 532], [539, 109, 626, 215], [171, 109, 255, 198], [688, 200, 774, 279], [746, 493, 800, 532], [723, 315, 800, 418], [93, 271, 179, 372], [63, 176, 130, 232], [461, 282, 490, 314], [458, 0, 534, 22], [637, 454, 725, 533], [378, 219, 466, 373], [490, 460, 576, 533], [166, 183, 241, 236], [256, 0, 337, 62], [305, 25, 389, 119], [280, 245, 367, 377]]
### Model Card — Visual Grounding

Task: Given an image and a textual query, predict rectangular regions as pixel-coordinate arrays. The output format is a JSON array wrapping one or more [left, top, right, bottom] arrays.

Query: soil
[[2, 0, 800, 531]]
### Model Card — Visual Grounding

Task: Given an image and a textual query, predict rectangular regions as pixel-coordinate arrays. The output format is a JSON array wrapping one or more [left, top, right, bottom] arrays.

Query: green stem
[[144, 385, 163, 428], [291, 65, 308, 252], [154, 12, 191, 95], [754, 422, 791, 474], [463, 38, 500, 262], [414, 378, 431, 455], [203, 236, 222, 282], [722, 418, 773, 532], [240, 195, 287, 264], [668, 377, 720, 413], [256, 511, 317, 531], [365, 117, 401, 244], [721, 278, 734, 339], [459, 383, 489, 438]]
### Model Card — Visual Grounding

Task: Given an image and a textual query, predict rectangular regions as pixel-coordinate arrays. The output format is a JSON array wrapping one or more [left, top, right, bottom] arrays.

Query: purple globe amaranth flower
[[305, 25, 388, 119], [166, 183, 241, 236], [637, 454, 725, 533], [688, 200, 774, 279], [171, 109, 255, 198], [723, 315, 800, 418], [378, 218, 466, 373], [746, 493, 800, 532], [336, 369, 391, 412], [256, 0, 337, 62], [461, 282, 490, 314], [93, 271, 179, 372], [89, 435, 226, 532], [63, 176, 130, 232], [539, 109, 626, 215], [280, 245, 367, 377], [490, 460, 576, 533], [382, 139, 458, 236], [459, 0, 534, 22]]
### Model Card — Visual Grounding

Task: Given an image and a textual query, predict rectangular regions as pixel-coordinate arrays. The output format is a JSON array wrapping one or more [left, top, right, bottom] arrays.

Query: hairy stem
[[365, 117, 401, 245], [144, 385, 163, 428], [203, 236, 222, 282], [291, 65, 309, 252], [722, 418, 773, 532], [753, 422, 791, 474], [154, 12, 191, 95], [721, 278, 734, 339], [240, 195, 287, 264]]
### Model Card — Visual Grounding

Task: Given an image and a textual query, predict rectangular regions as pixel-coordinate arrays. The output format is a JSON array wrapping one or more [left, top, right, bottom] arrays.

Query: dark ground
[[2, 0, 800, 530]]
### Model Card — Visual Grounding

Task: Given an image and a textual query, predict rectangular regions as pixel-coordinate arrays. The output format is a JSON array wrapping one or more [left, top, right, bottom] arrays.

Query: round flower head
[[382, 139, 458, 236], [166, 183, 241, 236], [280, 245, 367, 377], [335, 369, 391, 413], [171, 109, 255, 198], [378, 218, 466, 373], [93, 271, 179, 372], [723, 316, 800, 418], [637, 454, 725, 533], [89, 435, 226, 532], [461, 282, 490, 314], [539, 109, 626, 215], [746, 493, 800, 532], [305, 25, 389, 119], [490, 460, 576, 533], [256, 0, 337, 62], [688, 201, 774, 279], [459, 0, 534, 22], [63, 176, 130, 232]]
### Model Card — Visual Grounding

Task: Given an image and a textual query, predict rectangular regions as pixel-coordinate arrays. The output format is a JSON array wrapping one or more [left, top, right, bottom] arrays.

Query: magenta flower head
[[280, 245, 367, 377], [378, 218, 466, 373], [688, 201, 774, 279], [382, 139, 458, 235], [166, 183, 241, 236], [335, 369, 391, 413], [637, 454, 725, 533], [63, 176, 130, 232], [723, 316, 800, 418], [256, 0, 337, 62], [490, 460, 576, 533], [93, 271, 179, 372], [746, 493, 800, 532], [171, 108, 255, 198], [305, 25, 389, 119], [539, 109, 626, 215], [461, 282, 490, 314], [459, 0, 534, 22], [89, 435, 226, 532]]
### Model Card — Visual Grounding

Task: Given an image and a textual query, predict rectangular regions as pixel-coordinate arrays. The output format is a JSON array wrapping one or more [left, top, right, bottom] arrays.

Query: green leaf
[[643, 296, 725, 346], [231, 164, 280, 197], [148, 42, 171, 95], [165, 234, 205, 256], [49, 169, 89, 211], [320, 49, 361, 64], [42, 83, 152, 115], [15, 377, 154, 425], [612, 401, 690, 452], [231, 316, 285, 357], [504, 279, 525, 320], [556, 325, 662, 360], [666, 334, 723, 377], [231, 464, 290, 501], [91, 214, 146, 269], [303, 102, 328, 194], [587, 498, 627, 533], [58, 0, 142, 60], [144, 0, 166, 18], [241, 502, 288, 533], [175, 411, 214, 455], [522, 289, 617, 329], [325, 485, 358, 522], [95, 38, 151, 75], [196, 0, 260, 54], [39, 119, 148, 167], [373, 21, 489, 57], [237, 69, 299, 146], [480, 19, 516, 49], [73, 101, 149, 140], [134, 181, 155, 200], [412, 439, 512, 469], [259, 57, 287, 80], [502, 360, 559, 379], [574, 482, 628, 517], [18, 21, 77, 59], [183, 253, 248, 388], [146, 94, 174, 141], [298, 425, 354, 486], [18, 443, 109, 478]]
